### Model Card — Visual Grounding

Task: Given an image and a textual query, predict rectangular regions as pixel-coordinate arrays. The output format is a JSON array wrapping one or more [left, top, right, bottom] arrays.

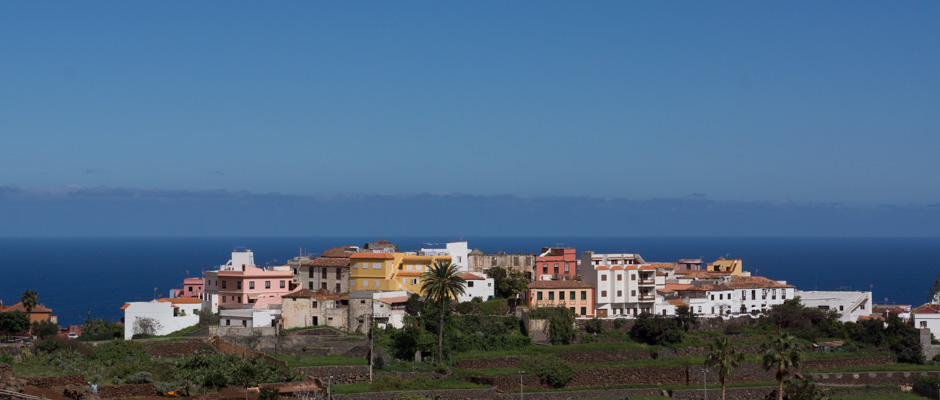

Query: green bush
[[125, 371, 153, 384], [433, 363, 450, 375], [913, 375, 940, 398], [94, 340, 149, 366], [585, 318, 603, 335], [477, 299, 507, 316], [154, 381, 180, 395], [528, 307, 576, 345], [520, 355, 573, 388], [453, 334, 531, 352], [369, 374, 406, 391], [630, 313, 683, 346], [397, 393, 432, 400], [32, 336, 93, 358], [81, 319, 123, 341], [258, 386, 280, 400]]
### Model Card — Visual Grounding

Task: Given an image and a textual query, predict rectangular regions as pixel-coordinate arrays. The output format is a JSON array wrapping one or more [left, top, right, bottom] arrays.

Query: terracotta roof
[[594, 266, 610, 271], [311, 257, 350, 267], [858, 315, 885, 321], [157, 298, 202, 304], [667, 299, 687, 307], [0, 302, 53, 313], [913, 303, 940, 314], [674, 271, 716, 279], [726, 276, 793, 289], [528, 280, 593, 290], [459, 272, 486, 280], [120, 303, 130, 310], [656, 271, 667, 276], [350, 253, 395, 259], [282, 289, 317, 299], [681, 284, 733, 292], [321, 246, 357, 258], [664, 284, 693, 291], [649, 262, 676, 270]]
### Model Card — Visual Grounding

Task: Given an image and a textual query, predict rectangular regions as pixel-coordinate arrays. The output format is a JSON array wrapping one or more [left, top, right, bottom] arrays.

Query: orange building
[[0, 301, 56, 324], [527, 280, 595, 318]]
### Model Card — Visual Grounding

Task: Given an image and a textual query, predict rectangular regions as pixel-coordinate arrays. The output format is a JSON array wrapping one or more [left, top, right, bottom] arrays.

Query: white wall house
[[580, 252, 657, 318], [219, 309, 277, 328], [912, 303, 940, 333], [419, 241, 470, 273], [663, 276, 796, 318], [458, 272, 495, 302], [373, 291, 409, 329], [797, 291, 872, 322], [121, 299, 200, 339]]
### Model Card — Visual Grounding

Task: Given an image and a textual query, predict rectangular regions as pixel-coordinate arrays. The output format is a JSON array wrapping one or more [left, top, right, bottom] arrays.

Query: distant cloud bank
[[0, 185, 937, 237]]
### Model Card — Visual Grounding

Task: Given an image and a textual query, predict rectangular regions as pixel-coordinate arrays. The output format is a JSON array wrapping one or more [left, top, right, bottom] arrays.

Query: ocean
[[0, 236, 935, 327]]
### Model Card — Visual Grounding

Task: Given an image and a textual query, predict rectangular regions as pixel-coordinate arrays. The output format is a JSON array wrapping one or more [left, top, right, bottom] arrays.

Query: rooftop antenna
[[186, 269, 190, 278]]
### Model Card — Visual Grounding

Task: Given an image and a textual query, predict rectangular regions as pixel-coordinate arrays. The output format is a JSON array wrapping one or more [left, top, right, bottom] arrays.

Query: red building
[[535, 247, 578, 281]]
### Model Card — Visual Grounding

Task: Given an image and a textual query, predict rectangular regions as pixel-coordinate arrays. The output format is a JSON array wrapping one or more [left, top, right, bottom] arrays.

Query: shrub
[[81, 319, 123, 341], [528, 307, 576, 345], [94, 340, 149, 366], [630, 313, 683, 346], [397, 394, 432, 400], [202, 371, 228, 390], [913, 375, 940, 398], [373, 356, 385, 370], [369, 374, 406, 391], [585, 318, 603, 335], [478, 299, 507, 316], [32, 336, 93, 358], [125, 371, 154, 384], [154, 381, 180, 395], [613, 319, 625, 330], [784, 378, 824, 400], [433, 363, 450, 375], [31, 320, 60, 339], [520, 355, 573, 388]]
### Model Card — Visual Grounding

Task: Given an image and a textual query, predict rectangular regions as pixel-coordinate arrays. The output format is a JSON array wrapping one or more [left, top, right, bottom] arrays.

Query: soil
[[21, 385, 262, 400]]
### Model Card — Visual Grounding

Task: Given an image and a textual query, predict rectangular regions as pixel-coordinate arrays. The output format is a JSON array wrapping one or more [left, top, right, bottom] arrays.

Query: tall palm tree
[[420, 260, 466, 364], [705, 336, 744, 400], [21, 290, 38, 321], [761, 331, 805, 400]]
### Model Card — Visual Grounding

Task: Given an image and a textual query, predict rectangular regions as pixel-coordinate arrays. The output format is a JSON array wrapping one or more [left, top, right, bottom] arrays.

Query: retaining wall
[[298, 366, 372, 384], [807, 370, 940, 386]]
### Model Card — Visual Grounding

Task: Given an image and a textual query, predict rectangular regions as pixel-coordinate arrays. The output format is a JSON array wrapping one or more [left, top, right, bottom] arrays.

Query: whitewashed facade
[[122, 300, 200, 339], [458, 272, 495, 302], [797, 291, 872, 322]]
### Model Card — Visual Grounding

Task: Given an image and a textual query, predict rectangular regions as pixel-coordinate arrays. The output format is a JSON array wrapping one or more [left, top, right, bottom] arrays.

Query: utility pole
[[703, 367, 707, 400], [518, 370, 524, 400], [369, 314, 374, 383]]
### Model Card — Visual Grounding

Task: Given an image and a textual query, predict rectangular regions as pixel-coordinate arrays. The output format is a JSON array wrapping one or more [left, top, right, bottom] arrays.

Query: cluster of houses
[[116, 240, 940, 343]]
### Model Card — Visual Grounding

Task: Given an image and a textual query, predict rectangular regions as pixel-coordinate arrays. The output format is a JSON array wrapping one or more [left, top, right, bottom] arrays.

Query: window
[[242, 320, 247, 327], [222, 296, 226, 302], [265, 281, 271, 289], [321, 282, 327, 290], [601, 291, 607, 297], [373, 263, 381, 269], [921, 321, 928, 328], [237, 281, 242, 290], [542, 265, 548, 274], [564, 263, 569, 272], [280, 281, 285, 288], [580, 307, 586, 316], [751, 290, 756, 300], [468, 281, 474, 287], [222, 281, 227, 289], [188, 286, 193, 292], [631, 290, 636, 296], [742, 291, 746, 300], [631, 275, 636, 281], [312, 301, 318, 308], [570, 307, 575, 314], [249, 281, 255, 289], [617, 290, 622, 297], [711, 295, 714, 301], [322, 269, 327, 279], [839, 305, 844, 311], [374, 280, 380, 287], [549, 291, 556, 301], [350, 281, 355, 287], [335, 283, 341, 292], [569, 291, 575, 299], [617, 275, 622, 281], [581, 291, 587, 300], [308, 282, 314, 290], [336, 268, 341, 279], [537, 292, 543, 300], [559, 291, 565, 300], [601, 275, 607, 281], [308, 269, 314, 278]]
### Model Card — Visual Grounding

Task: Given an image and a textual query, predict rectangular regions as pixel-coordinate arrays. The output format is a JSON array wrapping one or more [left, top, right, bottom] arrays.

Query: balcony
[[637, 279, 655, 286], [638, 295, 655, 302]]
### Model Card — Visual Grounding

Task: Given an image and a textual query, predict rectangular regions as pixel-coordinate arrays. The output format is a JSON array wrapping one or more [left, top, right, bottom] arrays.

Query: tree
[[405, 293, 423, 316], [0, 311, 30, 339], [420, 260, 466, 364], [630, 313, 684, 346], [82, 319, 123, 341], [31, 319, 60, 339], [21, 290, 38, 326], [486, 267, 529, 306], [675, 305, 698, 332], [705, 336, 744, 400], [133, 316, 163, 337], [761, 332, 805, 400]]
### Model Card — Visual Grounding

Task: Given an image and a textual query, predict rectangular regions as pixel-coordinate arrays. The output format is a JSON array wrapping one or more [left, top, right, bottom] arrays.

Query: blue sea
[[0, 236, 935, 327]]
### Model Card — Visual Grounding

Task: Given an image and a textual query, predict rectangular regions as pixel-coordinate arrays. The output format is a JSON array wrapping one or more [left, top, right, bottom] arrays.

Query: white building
[[372, 291, 409, 329], [580, 252, 657, 318], [219, 309, 277, 328], [457, 272, 495, 302], [664, 276, 797, 318], [419, 241, 470, 273], [912, 303, 940, 333], [796, 291, 872, 322], [121, 298, 201, 339]]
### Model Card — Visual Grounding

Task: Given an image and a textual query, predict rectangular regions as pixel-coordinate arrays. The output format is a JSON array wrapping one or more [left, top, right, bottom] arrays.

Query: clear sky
[[1, 2, 939, 236]]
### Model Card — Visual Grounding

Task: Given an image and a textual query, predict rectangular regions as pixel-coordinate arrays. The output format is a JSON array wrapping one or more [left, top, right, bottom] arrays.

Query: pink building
[[204, 250, 298, 310], [535, 248, 578, 281]]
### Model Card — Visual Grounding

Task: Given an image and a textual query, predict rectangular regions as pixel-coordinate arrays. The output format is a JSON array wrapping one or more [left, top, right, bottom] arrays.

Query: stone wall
[[298, 366, 372, 384], [808, 370, 940, 386], [26, 374, 85, 388], [671, 386, 776, 400], [526, 318, 551, 345], [455, 349, 650, 369], [334, 388, 501, 400]]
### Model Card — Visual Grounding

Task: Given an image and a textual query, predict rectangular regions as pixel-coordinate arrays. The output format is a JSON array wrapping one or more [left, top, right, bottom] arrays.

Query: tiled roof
[[528, 280, 593, 290], [674, 271, 717, 279], [913, 303, 940, 314], [858, 315, 885, 321], [459, 272, 486, 280], [667, 299, 687, 307], [350, 253, 395, 260], [321, 246, 357, 258], [649, 262, 677, 270], [282, 289, 317, 299], [376, 296, 410, 305], [726, 276, 793, 289], [681, 284, 733, 292], [664, 283, 693, 291], [311, 257, 350, 267], [0, 302, 53, 313]]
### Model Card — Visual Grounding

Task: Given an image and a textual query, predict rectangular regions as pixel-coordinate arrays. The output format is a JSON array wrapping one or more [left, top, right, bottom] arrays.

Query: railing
[[638, 279, 655, 285], [638, 295, 655, 302]]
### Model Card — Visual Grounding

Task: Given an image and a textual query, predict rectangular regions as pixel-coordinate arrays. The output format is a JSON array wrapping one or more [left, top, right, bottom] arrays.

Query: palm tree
[[21, 290, 38, 322], [420, 260, 466, 364], [761, 331, 805, 400], [705, 336, 744, 400]]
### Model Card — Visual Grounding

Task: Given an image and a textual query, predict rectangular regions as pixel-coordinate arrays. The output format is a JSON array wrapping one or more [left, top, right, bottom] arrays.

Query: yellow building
[[395, 255, 452, 295], [708, 258, 745, 276], [349, 252, 404, 291]]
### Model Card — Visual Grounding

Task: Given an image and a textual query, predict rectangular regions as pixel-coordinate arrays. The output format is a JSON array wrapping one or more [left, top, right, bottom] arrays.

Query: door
[[597, 309, 608, 318]]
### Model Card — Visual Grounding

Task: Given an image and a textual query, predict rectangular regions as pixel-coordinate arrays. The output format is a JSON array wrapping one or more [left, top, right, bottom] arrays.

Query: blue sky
[[1, 3, 939, 236]]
